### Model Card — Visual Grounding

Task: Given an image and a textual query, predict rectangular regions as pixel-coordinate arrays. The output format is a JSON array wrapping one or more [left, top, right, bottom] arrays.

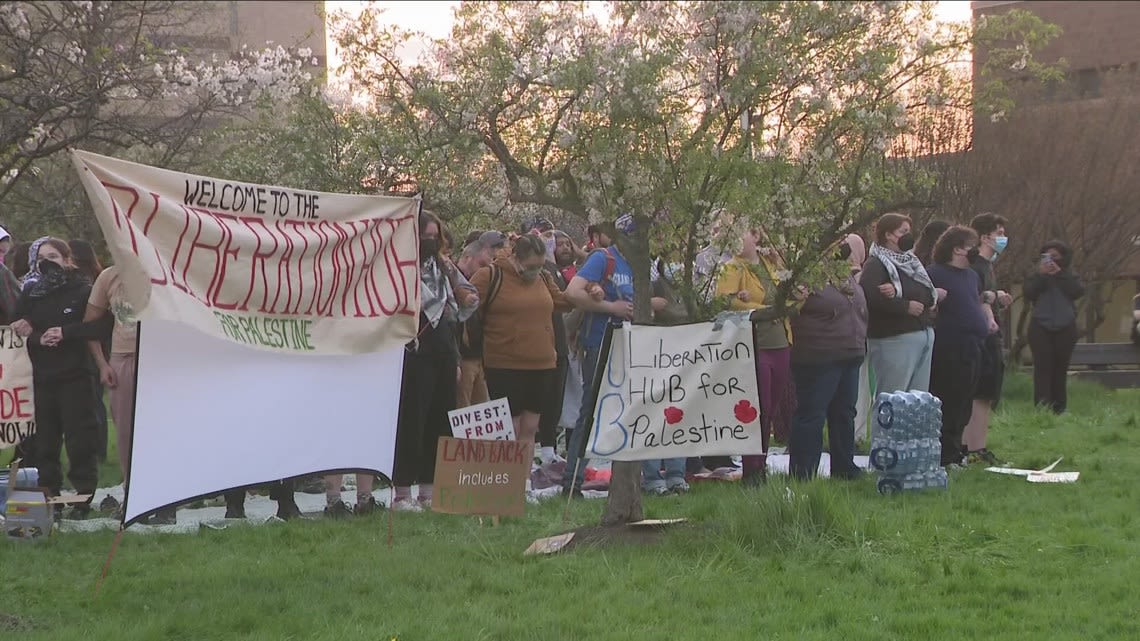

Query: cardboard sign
[[5, 489, 52, 540], [432, 437, 531, 517], [0, 327, 35, 449], [449, 398, 515, 441], [524, 532, 575, 556], [589, 321, 765, 461]]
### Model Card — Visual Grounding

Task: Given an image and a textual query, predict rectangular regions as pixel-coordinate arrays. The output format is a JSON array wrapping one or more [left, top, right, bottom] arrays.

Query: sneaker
[[668, 481, 691, 494], [416, 496, 432, 510], [99, 495, 121, 512], [967, 449, 1002, 466], [354, 495, 383, 516], [391, 498, 423, 513], [644, 486, 670, 497], [323, 499, 353, 519]]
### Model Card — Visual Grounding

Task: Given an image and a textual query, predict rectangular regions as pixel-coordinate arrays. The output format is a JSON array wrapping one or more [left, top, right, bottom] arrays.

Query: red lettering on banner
[[92, 181, 416, 319], [0, 386, 33, 420], [384, 216, 419, 317]]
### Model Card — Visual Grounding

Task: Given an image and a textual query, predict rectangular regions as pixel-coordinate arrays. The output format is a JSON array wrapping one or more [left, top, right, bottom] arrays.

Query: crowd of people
[[0, 207, 1099, 522]]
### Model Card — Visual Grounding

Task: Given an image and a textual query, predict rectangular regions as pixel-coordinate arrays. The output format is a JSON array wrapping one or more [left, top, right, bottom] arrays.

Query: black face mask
[[38, 258, 62, 274], [419, 238, 439, 261], [835, 243, 852, 261], [897, 233, 915, 253]]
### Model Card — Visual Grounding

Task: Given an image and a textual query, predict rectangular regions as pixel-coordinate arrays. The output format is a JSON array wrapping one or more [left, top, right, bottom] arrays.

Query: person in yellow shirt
[[715, 227, 794, 485]]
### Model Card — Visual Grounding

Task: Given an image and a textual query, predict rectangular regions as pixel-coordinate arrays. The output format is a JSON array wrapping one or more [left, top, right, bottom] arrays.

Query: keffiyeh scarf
[[869, 243, 937, 303]]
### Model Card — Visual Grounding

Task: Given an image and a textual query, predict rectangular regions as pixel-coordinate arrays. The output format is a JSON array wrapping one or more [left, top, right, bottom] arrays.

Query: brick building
[[972, 1, 1140, 342]]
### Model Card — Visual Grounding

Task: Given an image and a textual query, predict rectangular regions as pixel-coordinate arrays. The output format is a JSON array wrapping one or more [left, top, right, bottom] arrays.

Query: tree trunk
[[600, 214, 651, 526]]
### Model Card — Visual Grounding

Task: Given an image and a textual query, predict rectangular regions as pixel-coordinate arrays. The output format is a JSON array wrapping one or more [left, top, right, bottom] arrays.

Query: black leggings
[[34, 376, 100, 497], [392, 350, 458, 487], [537, 352, 568, 448], [1028, 321, 1078, 414], [930, 341, 981, 466]]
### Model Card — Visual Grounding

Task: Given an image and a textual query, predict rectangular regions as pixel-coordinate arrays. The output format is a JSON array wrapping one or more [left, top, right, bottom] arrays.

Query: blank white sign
[[124, 319, 403, 524]]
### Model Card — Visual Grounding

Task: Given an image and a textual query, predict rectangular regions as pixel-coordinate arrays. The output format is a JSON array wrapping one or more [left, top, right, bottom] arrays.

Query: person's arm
[[565, 276, 618, 313], [1022, 272, 1048, 302], [83, 303, 117, 387], [565, 252, 622, 314], [469, 266, 490, 310], [1054, 270, 1085, 300], [859, 258, 909, 316], [545, 273, 574, 313]]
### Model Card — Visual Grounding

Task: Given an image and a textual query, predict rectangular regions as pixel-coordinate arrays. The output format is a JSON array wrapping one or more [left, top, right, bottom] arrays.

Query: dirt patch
[[563, 523, 680, 550], [0, 612, 33, 632]]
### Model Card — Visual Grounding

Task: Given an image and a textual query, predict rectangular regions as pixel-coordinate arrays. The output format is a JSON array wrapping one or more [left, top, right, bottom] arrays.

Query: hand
[[736, 290, 751, 302], [39, 328, 62, 347], [935, 288, 947, 302], [987, 318, 999, 335], [608, 300, 634, 321], [996, 290, 1012, 306], [906, 301, 925, 317], [586, 282, 605, 301], [11, 319, 31, 337], [651, 297, 667, 312], [99, 364, 119, 389], [878, 283, 897, 298]]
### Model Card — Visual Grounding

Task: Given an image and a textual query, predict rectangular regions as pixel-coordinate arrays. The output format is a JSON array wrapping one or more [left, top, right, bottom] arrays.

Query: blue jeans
[[563, 346, 601, 492], [788, 357, 863, 480], [641, 458, 686, 491]]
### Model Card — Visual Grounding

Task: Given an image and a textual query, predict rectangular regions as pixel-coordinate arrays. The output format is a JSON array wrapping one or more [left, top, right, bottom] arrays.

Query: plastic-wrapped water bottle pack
[[870, 391, 947, 495]]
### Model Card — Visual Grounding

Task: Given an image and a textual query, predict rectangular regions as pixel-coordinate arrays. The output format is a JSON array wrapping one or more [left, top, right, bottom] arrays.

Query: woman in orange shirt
[[471, 234, 574, 444]]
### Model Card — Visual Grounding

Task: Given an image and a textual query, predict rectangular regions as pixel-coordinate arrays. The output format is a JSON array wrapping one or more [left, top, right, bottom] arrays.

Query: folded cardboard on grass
[[4, 459, 90, 541]]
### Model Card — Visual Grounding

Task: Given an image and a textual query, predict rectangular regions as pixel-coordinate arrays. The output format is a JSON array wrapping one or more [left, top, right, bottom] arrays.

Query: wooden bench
[[1068, 342, 1140, 389]]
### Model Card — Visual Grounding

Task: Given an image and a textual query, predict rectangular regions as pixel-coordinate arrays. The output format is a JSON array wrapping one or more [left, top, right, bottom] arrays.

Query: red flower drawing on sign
[[734, 400, 758, 424], [663, 406, 684, 425]]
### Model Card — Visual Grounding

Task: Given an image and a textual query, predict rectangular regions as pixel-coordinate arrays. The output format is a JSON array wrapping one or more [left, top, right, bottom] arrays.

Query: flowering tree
[[0, 0, 314, 238], [333, 0, 1056, 525]]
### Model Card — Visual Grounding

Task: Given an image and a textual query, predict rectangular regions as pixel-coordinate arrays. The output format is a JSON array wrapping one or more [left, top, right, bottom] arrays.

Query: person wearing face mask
[[9, 238, 109, 519], [470, 234, 574, 447], [963, 212, 1010, 466], [331, 212, 478, 515], [1024, 241, 1084, 414], [861, 214, 941, 441], [926, 227, 990, 467]]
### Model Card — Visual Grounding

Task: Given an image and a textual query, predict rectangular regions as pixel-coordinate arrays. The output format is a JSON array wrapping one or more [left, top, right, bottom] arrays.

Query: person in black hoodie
[[10, 237, 109, 518], [1024, 241, 1085, 414]]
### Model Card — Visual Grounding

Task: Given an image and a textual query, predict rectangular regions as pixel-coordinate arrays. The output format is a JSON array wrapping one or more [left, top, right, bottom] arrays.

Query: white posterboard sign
[[0, 327, 35, 449], [589, 321, 765, 461], [449, 398, 515, 441]]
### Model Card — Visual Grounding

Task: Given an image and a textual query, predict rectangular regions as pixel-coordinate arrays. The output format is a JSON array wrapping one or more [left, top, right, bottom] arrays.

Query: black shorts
[[974, 333, 1005, 403], [485, 368, 555, 415]]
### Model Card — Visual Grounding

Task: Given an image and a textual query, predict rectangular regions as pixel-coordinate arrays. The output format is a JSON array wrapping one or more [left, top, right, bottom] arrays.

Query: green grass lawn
[[3, 375, 1139, 640]]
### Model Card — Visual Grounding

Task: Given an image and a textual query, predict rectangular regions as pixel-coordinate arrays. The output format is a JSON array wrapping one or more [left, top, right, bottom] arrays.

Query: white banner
[[123, 319, 404, 525], [588, 321, 764, 461], [0, 327, 34, 449], [71, 150, 420, 356], [449, 398, 515, 441]]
